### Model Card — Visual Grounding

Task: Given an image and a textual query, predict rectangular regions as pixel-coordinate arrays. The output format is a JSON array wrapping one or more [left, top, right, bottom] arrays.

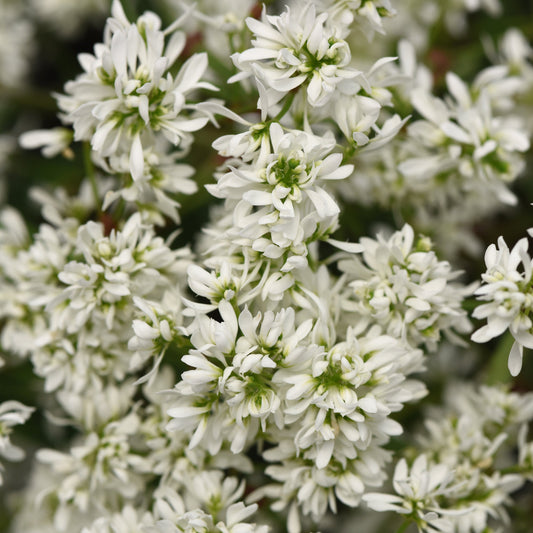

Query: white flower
[[37, 411, 152, 529], [313, 0, 397, 39], [496, 28, 533, 73], [211, 109, 274, 163], [363, 454, 463, 532], [0, 207, 29, 257], [403, 74, 529, 205], [56, 1, 218, 179], [100, 138, 198, 224], [19, 128, 74, 159], [145, 502, 268, 533], [181, 470, 247, 522], [209, 123, 352, 270], [261, 440, 391, 529], [278, 329, 423, 458], [82, 505, 155, 533], [338, 224, 473, 351], [482, 28, 533, 128], [186, 259, 262, 311], [409, 382, 533, 532], [230, 3, 358, 107], [48, 213, 189, 331], [258, 325, 425, 527], [129, 291, 187, 376], [472, 235, 533, 376], [0, 209, 76, 364], [167, 302, 316, 454], [30, 180, 103, 232]]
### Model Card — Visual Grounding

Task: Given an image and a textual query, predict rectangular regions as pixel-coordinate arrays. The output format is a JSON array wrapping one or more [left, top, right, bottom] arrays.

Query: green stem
[[273, 91, 296, 122], [114, 197, 126, 222], [500, 464, 526, 475], [230, 298, 241, 319], [395, 520, 411, 533], [83, 141, 101, 215], [485, 332, 514, 385]]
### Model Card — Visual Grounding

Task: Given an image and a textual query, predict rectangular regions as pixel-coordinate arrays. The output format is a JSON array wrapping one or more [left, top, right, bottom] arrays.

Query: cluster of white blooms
[[472, 232, 533, 376], [402, 72, 529, 204], [337, 224, 474, 351], [0, 190, 190, 401], [208, 122, 354, 271], [3, 1, 533, 533], [18, 379, 266, 532], [230, 3, 359, 107], [154, 73, 476, 530], [337, 29, 533, 259], [160, 269, 428, 531], [354, 65, 530, 209], [365, 383, 533, 532], [255, 330, 426, 529], [21, 1, 221, 223]]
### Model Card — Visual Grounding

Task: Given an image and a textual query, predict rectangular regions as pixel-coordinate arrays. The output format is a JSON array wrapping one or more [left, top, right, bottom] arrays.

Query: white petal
[[441, 121, 471, 144], [306, 187, 339, 218], [508, 340, 524, 376], [129, 133, 144, 181], [316, 439, 334, 469]]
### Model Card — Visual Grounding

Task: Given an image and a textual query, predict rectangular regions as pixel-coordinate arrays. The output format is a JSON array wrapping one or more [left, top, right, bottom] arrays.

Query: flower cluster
[[208, 122, 354, 271], [337, 224, 474, 351], [365, 383, 533, 532], [0, 195, 190, 400], [340, 32, 533, 259], [231, 3, 359, 108], [2, 1, 533, 533], [22, 1, 220, 223], [472, 233, 533, 376]]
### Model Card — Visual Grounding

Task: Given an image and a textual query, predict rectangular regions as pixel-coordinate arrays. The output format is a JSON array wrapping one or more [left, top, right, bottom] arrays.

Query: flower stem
[[395, 520, 411, 533], [273, 91, 296, 122], [486, 332, 514, 385], [83, 141, 101, 215]]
